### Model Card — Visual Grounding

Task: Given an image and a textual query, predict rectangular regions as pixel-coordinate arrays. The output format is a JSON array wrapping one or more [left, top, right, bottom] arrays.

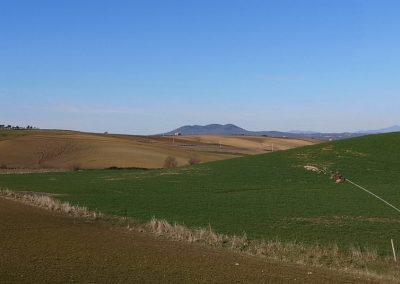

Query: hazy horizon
[[2, 121, 400, 136], [1, 1, 399, 135]]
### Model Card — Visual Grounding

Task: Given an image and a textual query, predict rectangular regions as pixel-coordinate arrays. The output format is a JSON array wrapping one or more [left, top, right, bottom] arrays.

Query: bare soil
[[178, 135, 318, 155], [0, 198, 376, 283]]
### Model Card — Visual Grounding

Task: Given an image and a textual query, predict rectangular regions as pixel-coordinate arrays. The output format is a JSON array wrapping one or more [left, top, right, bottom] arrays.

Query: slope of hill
[[1, 133, 399, 255], [175, 135, 315, 155], [0, 130, 235, 169], [0, 130, 316, 170]]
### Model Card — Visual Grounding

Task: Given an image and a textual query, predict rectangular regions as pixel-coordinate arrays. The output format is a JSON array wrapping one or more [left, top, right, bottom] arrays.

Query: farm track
[[0, 198, 377, 284]]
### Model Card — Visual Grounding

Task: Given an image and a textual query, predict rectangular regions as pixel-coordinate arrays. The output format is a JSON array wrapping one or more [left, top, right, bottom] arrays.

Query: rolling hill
[[1, 133, 399, 255], [1, 132, 400, 280], [0, 129, 316, 170]]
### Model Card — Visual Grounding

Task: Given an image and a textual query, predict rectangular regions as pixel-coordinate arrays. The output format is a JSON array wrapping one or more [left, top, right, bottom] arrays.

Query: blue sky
[[1, 0, 399, 134]]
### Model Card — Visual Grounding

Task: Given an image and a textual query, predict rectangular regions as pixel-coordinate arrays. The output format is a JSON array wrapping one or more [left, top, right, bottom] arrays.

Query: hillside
[[2, 132, 400, 280], [0, 130, 316, 170], [168, 135, 316, 155], [0, 130, 232, 169], [1, 133, 399, 256]]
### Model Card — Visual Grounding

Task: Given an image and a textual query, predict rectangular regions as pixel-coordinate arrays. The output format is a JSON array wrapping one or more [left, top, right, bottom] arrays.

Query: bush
[[71, 163, 81, 171], [163, 156, 178, 168], [188, 157, 201, 165]]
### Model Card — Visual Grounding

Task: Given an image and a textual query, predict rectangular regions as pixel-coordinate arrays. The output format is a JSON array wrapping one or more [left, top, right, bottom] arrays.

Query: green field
[[1, 133, 400, 255]]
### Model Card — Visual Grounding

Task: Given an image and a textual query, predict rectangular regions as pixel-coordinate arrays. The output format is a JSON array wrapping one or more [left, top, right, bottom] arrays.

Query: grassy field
[[1, 133, 399, 255]]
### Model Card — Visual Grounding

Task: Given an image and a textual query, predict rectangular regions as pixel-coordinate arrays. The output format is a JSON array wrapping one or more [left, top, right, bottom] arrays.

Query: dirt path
[[0, 198, 376, 283]]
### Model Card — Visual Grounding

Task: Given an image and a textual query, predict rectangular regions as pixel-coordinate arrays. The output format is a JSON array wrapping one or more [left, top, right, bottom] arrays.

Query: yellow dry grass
[[0, 188, 102, 219]]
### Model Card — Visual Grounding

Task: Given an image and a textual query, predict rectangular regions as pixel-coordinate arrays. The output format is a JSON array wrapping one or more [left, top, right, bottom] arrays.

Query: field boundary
[[0, 188, 399, 283]]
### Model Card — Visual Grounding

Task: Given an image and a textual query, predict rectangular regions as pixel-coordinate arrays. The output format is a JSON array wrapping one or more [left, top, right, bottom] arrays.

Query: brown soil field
[[0, 130, 317, 170], [0, 197, 375, 284], [177, 135, 318, 155]]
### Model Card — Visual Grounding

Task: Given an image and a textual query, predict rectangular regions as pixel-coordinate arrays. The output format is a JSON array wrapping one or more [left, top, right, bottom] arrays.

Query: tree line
[[0, 124, 38, 130]]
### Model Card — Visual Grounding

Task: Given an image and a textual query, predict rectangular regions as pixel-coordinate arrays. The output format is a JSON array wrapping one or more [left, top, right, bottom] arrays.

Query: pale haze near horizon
[[1, 0, 399, 135]]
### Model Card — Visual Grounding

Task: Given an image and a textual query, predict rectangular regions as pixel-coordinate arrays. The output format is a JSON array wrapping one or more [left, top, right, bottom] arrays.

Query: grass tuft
[[0, 188, 101, 219]]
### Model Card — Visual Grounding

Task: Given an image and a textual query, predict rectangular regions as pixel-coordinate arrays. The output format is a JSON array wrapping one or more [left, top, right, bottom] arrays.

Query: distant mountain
[[288, 130, 319, 135], [163, 124, 304, 138], [357, 125, 400, 134], [164, 124, 250, 136], [162, 124, 400, 140]]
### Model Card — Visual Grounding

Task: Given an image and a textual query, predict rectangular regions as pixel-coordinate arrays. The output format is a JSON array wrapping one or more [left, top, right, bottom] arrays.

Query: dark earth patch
[[0, 198, 376, 283]]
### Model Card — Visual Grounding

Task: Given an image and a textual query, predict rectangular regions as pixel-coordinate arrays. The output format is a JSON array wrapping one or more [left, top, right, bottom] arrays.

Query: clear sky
[[1, 0, 399, 134]]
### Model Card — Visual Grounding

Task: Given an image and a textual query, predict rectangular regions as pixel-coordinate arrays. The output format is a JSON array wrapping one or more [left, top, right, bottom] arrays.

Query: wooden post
[[391, 239, 397, 262]]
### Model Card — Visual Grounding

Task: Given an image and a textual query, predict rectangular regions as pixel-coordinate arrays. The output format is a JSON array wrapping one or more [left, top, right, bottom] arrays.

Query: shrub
[[188, 157, 201, 165], [163, 156, 178, 168], [71, 163, 81, 171]]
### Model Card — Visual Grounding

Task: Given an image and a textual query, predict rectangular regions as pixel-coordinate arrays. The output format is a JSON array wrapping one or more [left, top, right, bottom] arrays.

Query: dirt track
[[0, 198, 375, 283]]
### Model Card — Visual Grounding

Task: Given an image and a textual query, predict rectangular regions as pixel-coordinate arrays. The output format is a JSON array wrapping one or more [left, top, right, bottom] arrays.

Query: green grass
[[1, 133, 400, 255]]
